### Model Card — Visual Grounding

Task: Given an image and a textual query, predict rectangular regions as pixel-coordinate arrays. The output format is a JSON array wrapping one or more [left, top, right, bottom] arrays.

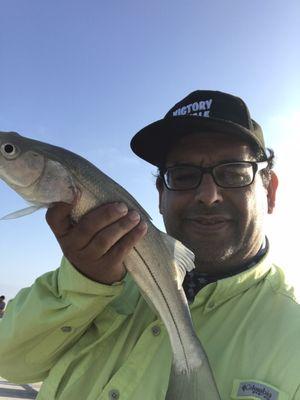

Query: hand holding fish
[[46, 201, 148, 284]]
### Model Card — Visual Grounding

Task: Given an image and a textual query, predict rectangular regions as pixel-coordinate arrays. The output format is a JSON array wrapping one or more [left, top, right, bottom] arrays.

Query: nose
[[194, 173, 223, 206]]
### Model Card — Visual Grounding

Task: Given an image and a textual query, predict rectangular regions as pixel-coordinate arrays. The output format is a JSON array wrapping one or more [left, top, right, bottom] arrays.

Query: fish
[[0, 131, 221, 399]]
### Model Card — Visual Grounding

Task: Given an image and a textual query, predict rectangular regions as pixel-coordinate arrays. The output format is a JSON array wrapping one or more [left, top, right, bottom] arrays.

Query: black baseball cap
[[131, 90, 267, 166]]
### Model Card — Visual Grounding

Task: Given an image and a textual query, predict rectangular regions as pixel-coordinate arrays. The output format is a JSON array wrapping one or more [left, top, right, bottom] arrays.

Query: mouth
[[184, 216, 232, 232]]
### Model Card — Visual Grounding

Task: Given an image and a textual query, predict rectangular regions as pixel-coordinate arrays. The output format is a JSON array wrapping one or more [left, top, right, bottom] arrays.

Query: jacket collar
[[190, 250, 273, 313]]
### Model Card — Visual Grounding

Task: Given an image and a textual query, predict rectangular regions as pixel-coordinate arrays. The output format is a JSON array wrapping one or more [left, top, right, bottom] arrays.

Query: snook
[[0, 131, 221, 399]]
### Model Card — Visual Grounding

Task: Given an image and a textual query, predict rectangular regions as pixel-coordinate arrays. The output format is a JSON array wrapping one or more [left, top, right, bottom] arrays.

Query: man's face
[[157, 133, 278, 275]]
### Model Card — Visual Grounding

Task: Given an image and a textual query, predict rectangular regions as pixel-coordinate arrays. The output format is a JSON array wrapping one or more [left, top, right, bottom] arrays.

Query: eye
[[0, 143, 19, 159]]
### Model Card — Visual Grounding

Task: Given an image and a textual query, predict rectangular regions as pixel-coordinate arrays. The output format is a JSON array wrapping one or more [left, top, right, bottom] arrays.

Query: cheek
[[240, 185, 268, 228], [252, 182, 269, 213], [160, 192, 190, 234], [160, 191, 190, 217], [160, 193, 175, 218], [0, 152, 44, 187], [220, 189, 255, 229]]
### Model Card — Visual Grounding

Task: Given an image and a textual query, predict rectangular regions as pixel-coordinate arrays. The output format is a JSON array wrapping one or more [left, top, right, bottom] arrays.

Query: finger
[[101, 221, 148, 266], [80, 221, 148, 285], [65, 202, 129, 249], [46, 202, 74, 237], [77, 210, 142, 259]]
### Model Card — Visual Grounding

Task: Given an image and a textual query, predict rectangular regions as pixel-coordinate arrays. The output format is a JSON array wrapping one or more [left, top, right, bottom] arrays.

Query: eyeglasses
[[162, 161, 269, 190]]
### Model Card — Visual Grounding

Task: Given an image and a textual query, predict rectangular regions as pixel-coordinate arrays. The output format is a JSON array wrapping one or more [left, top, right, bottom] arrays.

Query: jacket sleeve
[[0, 257, 124, 383]]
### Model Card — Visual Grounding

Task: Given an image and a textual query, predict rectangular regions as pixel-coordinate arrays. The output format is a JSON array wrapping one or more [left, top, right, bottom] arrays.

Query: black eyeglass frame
[[161, 160, 269, 190]]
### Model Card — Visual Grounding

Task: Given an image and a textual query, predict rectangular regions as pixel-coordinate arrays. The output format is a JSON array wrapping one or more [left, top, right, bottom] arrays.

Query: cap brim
[[131, 116, 263, 166]]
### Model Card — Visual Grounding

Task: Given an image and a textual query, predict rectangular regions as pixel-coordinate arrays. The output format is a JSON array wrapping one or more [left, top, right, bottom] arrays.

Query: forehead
[[165, 132, 254, 165]]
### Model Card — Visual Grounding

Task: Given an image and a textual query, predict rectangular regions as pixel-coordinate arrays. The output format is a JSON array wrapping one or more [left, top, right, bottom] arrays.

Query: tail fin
[[165, 362, 221, 400]]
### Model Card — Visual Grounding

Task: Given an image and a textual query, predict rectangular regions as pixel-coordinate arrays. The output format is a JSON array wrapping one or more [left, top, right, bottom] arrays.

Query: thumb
[[46, 202, 75, 237]]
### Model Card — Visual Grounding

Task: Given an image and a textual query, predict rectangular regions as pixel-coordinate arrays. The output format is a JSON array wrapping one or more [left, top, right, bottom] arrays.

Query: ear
[[267, 171, 278, 214], [156, 177, 164, 215]]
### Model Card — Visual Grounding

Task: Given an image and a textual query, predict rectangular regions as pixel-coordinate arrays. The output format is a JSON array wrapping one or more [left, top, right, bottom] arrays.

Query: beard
[[184, 235, 240, 270], [173, 220, 263, 275], [163, 204, 260, 275]]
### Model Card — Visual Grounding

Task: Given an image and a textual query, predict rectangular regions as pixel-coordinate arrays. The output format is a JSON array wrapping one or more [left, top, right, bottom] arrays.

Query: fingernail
[[128, 211, 140, 222], [115, 202, 128, 214]]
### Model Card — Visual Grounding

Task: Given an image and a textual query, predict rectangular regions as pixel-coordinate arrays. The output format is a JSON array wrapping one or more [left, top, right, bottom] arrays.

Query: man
[[0, 90, 299, 399], [0, 295, 6, 318]]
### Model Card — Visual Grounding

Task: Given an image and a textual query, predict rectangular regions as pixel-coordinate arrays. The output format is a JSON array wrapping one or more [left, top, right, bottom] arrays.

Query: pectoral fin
[[0, 204, 44, 220], [160, 232, 195, 288]]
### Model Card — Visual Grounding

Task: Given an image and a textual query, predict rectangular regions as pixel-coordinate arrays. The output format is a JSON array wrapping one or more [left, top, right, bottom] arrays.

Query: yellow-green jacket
[[0, 253, 299, 400]]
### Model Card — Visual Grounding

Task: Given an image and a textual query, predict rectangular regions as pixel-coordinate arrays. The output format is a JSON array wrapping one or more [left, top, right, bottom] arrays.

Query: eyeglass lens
[[164, 163, 255, 189]]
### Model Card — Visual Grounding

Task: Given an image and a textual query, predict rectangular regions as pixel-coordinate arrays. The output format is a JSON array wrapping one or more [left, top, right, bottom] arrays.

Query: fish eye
[[0, 143, 19, 158]]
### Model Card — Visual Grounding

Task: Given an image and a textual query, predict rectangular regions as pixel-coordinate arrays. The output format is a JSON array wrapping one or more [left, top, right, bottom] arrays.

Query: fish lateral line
[[132, 245, 190, 372]]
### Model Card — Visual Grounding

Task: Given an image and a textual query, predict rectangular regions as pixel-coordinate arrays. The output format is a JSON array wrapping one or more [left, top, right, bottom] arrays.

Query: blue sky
[[0, 0, 299, 300]]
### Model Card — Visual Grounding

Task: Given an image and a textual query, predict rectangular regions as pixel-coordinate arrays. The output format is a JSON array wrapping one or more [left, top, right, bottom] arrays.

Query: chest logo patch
[[231, 379, 289, 400]]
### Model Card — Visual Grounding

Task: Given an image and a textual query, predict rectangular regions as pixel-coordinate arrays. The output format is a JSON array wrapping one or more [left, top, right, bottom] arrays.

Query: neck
[[194, 237, 268, 278], [183, 238, 269, 303]]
